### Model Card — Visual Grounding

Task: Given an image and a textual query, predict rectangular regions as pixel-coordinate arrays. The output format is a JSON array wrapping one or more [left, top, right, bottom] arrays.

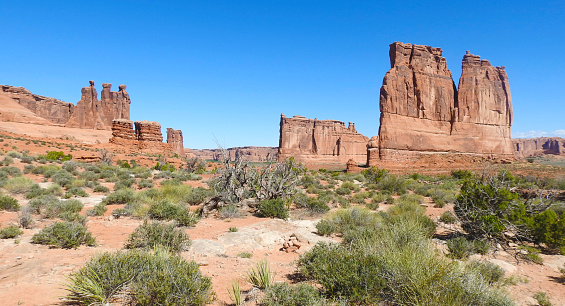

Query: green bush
[[335, 187, 351, 195], [4, 176, 37, 194], [64, 187, 88, 198], [0, 194, 20, 211], [315, 207, 380, 237], [64, 249, 214, 305], [262, 282, 326, 306], [93, 185, 110, 193], [219, 205, 240, 219], [0, 225, 23, 239], [257, 198, 289, 219], [440, 211, 457, 224], [467, 260, 505, 284], [299, 217, 512, 305], [45, 151, 72, 161], [245, 259, 274, 289], [87, 203, 107, 216], [102, 188, 136, 205], [124, 221, 191, 253], [0, 166, 21, 176], [51, 170, 76, 188], [32, 221, 96, 249], [376, 174, 407, 195], [534, 292, 552, 306]]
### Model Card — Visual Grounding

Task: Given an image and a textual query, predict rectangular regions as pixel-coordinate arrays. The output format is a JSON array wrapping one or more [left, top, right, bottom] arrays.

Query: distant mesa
[[278, 114, 369, 164], [368, 42, 514, 165], [513, 137, 565, 158]]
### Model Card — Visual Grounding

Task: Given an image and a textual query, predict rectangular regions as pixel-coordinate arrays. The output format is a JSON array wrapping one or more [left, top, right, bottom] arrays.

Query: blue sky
[[1, 1, 563, 149]]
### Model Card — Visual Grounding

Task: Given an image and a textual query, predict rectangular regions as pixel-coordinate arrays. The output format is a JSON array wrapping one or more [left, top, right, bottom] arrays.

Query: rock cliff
[[278, 114, 368, 164], [513, 137, 565, 158], [166, 128, 184, 156], [1, 85, 75, 124], [372, 42, 514, 165]]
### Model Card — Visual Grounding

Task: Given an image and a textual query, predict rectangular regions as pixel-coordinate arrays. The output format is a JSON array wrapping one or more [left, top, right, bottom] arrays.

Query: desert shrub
[[24, 184, 48, 199], [186, 187, 211, 205], [174, 209, 200, 227], [0, 225, 23, 239], [376, 174, 407, 195], [51, 170, 76, 188], [44, 151, 72, 161], [245, 259, 274, 289], [87, 203, 107, 216], [341, 181, 360, 191], [299, 217, 512, 305], [32, 221, 96, 249], [452, 169, 474, 180], [0, 166, 21, 177], [209, 153, 304, 204], [62, 161, 79, 173], [137, 178, 153, 189], [219, 205, 240, 219], [366, 200, 379, 210], [385, 201, 436, 238], [256, 198, 289, 219], [397, 193, 424, 205], [534, 292, 552, 306], [6, 150, 22, 158], [362, 167, 388, 184], [335, 187, 351, 195], [124, 221, 191, 253], [4, 176, 37, 194], [530, 209, 565, 250], [102, 188, 136, 205], [440, 211, 457, 224], [298, 196, 330, 214], [64, 187, 89, 198], [1, 155, 14, 165], [148, 200, 183, 220], [262, 282, 326, 306], [0, 194, 20, 211], [467, 260, 505, 284], [93, 185, 110, 193], [21, 155, 34, 163], [19, 206, 35, 228], [447, 236, 483, 259], [316, 207, 381, 237], [64, 249, 213, 305]]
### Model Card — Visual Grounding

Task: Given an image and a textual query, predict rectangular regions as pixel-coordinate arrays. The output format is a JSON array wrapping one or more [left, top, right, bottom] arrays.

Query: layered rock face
[[278, 114, 369, 164], [1, 85, 75, 124], [66, 81, 131, 129], [110, 119, 184, 154], [166, 128, 184, 156], [372, 42, 513, 164], [513, 137, 565, 158]]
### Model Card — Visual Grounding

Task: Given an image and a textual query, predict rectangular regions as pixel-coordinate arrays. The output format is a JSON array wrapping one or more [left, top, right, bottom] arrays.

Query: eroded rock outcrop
[[278, 114, 368, 164], [372, 42, 514, 165], [111, 119, 185, 154], [513, 137, 565, 158], [66, 81, 131, 129], [1, 85, 75, 124], [166, 128, 184, 156]]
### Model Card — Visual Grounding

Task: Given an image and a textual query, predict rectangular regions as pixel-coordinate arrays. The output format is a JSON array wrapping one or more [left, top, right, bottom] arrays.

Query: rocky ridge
[[514, 137, 565, 158]]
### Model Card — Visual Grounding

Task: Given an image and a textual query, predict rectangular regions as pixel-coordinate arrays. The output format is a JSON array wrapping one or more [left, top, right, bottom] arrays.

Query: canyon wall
[[278, 114, 368, 164], [513, 137, 565, 158], [371, 42, 514, 165], [1, 85, 75, 124]]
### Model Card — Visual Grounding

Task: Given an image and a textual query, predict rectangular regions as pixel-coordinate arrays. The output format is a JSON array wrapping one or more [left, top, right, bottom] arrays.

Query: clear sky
[[1, 1, 563, 149]]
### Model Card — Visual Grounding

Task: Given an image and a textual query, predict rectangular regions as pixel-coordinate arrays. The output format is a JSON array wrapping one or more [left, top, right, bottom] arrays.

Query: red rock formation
[[513, 137, 565, 158], [346, 159, 360, 173], [278, 114, 368, 164], [1, 85, 75, 124], [66, 81, 108, 129], [110, 119, 184, 154], [191, 147, 278, 162], [371, 42, 514, 165], [109, 119, 135, 145], [166, 128, 184, 156], [101, 83, 131, 126]]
